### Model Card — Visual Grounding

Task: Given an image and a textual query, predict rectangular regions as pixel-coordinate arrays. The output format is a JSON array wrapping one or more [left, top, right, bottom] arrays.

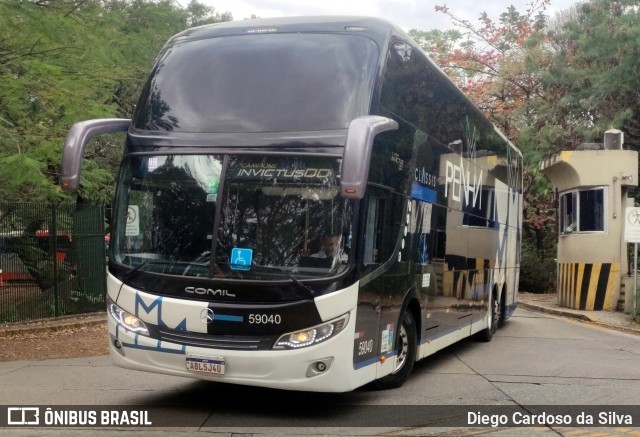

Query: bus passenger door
[[353, 187, 407, 373]]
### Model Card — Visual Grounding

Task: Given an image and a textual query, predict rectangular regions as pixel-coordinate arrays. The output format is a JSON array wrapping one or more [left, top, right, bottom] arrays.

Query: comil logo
[[7, 407, 40, 425], [185, 287, 236, 297]]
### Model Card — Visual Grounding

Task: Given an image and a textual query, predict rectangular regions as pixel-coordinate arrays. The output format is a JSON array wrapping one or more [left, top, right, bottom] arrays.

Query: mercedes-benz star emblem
[[200, 308, 214, 324]]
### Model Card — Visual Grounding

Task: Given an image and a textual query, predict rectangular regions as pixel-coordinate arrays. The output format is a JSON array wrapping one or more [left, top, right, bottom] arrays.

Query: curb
[[519, 302, 640, 336], [518, 301, 593, 322], [0, 313, 107, 338]]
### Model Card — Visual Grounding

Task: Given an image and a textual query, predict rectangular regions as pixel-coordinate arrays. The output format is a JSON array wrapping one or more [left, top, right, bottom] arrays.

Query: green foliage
[[0, 0, 232, 204], [520, 209, 558, 293], [520, 238, 557, 293], [544, 0, 640, 149], [0, 155, 64, 202]]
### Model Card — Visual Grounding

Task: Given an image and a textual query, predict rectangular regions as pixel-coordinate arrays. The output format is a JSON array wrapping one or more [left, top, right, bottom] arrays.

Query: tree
[[543, 0, 640, 150], [0, 0, 232, 204], [410, 1, 551, 140], [0, 0, 232, 292]]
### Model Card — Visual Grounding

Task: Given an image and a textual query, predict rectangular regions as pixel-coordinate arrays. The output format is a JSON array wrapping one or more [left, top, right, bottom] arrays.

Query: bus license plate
[[186, 355, 225, 375]]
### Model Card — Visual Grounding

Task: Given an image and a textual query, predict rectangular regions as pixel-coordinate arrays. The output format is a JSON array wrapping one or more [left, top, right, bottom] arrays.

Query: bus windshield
[[112, 154, 352, 280], [132, 33, 379, 133]]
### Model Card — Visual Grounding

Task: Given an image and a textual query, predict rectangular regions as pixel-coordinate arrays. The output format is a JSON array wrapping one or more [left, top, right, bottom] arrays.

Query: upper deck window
[[133, 33, 379, 133]]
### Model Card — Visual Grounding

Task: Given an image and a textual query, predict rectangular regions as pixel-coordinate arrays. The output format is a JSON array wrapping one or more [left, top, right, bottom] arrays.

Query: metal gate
[[0, 203, 106, 323]]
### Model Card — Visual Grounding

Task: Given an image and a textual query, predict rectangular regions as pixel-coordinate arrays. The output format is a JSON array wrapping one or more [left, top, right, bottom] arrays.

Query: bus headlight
[[273, 313, 349, 349], [108, 301, 149, 335]]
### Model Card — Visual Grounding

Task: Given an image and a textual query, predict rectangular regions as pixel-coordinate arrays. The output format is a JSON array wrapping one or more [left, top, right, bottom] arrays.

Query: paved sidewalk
[[0, 312, 106, 337], [518, 292, 640, 336]]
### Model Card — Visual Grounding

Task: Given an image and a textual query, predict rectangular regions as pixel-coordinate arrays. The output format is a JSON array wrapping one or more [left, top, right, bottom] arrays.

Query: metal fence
[[0, 203, 106, 323]]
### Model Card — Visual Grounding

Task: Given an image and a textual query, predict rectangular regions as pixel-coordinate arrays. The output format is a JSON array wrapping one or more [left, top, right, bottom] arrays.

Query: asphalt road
[[1, 308, 639, 436]]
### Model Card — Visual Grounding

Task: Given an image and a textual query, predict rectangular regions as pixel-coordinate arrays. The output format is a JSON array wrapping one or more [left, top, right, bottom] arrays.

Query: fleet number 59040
[[248, 314, 281, 324], [358, 339, 373, 355]]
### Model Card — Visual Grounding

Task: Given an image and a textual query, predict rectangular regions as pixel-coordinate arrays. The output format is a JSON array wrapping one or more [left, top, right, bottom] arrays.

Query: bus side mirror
[[340, 116, 398, 199], [60, 118, 131, 192]]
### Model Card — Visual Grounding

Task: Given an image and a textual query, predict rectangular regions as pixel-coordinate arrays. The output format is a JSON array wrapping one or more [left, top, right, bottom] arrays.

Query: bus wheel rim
[[395, 324, 408, 372]]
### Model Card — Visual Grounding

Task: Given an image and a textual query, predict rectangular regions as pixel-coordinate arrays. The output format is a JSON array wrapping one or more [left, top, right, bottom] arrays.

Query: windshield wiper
[[256, 266, 315, 298], [124, 259, 208, 279]]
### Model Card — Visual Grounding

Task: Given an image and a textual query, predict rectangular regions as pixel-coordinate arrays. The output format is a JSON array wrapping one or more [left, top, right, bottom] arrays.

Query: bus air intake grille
[[147, 326, 278, 350]]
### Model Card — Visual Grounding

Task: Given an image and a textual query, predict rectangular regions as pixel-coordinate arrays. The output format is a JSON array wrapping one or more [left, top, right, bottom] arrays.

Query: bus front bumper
[[107, 309, 363, 393]]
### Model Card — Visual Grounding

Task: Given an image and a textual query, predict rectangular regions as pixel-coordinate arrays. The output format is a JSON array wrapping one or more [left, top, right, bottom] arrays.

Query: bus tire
[[478, 290, 499, 342], [373, 310, 417, 390], [497, 289, 506, 328]]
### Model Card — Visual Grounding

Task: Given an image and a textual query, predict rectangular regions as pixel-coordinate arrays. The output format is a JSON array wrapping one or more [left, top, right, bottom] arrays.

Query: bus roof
[[168, 16, 407, 47]]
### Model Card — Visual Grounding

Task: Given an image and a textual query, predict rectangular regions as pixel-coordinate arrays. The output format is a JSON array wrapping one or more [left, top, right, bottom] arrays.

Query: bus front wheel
[[373, 310, 417, 390]]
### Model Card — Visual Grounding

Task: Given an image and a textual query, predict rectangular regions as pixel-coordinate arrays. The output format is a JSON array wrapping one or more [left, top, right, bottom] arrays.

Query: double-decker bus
[[61, 16, 522, 392]]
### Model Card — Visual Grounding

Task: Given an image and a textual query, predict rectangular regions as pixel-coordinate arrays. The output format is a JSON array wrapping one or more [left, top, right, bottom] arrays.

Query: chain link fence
[[0, 203, 106, 323]]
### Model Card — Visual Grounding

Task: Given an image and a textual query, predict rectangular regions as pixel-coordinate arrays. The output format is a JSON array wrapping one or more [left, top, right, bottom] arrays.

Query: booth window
[[559, 188, 605, 234]]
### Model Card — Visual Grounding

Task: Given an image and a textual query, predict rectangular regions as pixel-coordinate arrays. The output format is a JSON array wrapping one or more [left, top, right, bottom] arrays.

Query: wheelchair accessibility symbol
[[230, 248, 253, 271]]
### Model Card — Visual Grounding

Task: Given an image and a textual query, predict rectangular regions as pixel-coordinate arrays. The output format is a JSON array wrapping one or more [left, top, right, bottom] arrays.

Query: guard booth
[[539, 130, 638, 312]]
